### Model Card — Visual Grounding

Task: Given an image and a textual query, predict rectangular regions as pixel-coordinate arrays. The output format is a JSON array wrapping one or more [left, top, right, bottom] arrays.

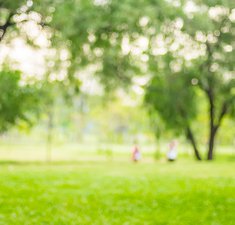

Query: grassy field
[[0, 160, 234, 225]]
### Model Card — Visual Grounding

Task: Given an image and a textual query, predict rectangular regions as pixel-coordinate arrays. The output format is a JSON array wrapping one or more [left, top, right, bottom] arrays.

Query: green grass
[[0, 160, 234, 225]]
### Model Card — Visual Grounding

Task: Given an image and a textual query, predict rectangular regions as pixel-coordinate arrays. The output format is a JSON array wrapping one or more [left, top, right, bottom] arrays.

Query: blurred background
[[0, 0, 234, 162], [0, 1, 235, 225]]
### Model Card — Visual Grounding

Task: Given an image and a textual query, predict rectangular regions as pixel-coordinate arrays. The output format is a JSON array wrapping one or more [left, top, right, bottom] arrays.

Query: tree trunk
[[207, 127, 216, 160], [207, 101, 228, 160], [154, 132, 161, 160], [206, 86, 216, 160], [186, 126, 202, 160], [46, 110, 53, 162], [0, 13, 14, 42]]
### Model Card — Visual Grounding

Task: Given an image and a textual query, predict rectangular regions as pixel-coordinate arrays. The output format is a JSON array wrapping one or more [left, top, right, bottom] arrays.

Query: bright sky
[[0, 38, 46, 79]]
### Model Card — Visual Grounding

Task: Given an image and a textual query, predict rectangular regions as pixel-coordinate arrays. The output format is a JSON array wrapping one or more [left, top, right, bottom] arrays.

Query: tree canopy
[[0, 69, 41, 132], [0, 0, 234, 160]]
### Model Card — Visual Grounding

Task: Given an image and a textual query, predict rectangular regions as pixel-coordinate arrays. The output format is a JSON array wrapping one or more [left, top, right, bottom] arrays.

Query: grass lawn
[[0, 160, 234, 225]]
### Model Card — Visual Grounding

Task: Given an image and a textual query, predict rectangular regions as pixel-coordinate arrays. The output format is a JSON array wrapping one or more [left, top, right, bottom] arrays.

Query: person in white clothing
[[167, 140, 177, 161]]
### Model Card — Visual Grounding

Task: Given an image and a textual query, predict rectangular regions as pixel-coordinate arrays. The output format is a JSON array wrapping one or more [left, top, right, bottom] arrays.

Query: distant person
[[167, 140, 177, 161], [132, 144, 141, 162]]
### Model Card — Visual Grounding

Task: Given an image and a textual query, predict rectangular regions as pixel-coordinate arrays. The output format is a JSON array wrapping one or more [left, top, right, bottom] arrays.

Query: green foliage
[[144, 0, 235, 159], [0, 0, 24, 11], [49, 0, 183, 90], [0, 0, 52, 45], [0, 0, 234, 157], [145, 70, 197, 134], [0, 69, 41, 132]]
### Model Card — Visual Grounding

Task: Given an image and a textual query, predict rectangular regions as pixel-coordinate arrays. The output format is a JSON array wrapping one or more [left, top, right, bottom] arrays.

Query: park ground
[[0, 159, 234, 225]]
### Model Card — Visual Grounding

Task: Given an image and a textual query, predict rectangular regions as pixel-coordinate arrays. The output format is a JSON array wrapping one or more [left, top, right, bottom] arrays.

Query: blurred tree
[[145, 0, 235, 160], [145, 69, 202, 160], [182, 0, 235, 160], [0, 69, 41, 132], [49, 0, 181, 90], [49, 0, 234, 160], [1, 0, 234, 161], [0, 0, 80, 141], [147, 107, 166, 160], [0, 0, 49, 43], [0, 0, 22, 42], [38, 76, 78, 161]]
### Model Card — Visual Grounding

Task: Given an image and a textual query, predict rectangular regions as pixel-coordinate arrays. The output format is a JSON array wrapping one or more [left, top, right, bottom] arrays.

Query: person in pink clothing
[[132, 144, 141, 162]]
